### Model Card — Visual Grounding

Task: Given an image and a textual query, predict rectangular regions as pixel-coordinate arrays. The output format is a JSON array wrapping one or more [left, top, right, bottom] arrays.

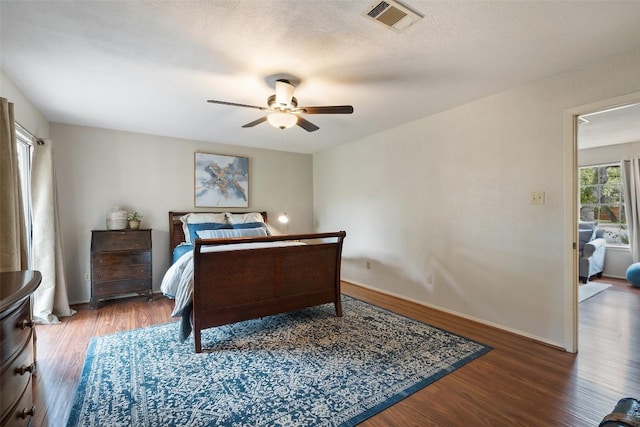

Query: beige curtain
[[31, 139, 75, 323], [622, 159, 640, 263], [0, 97, 28, 272]]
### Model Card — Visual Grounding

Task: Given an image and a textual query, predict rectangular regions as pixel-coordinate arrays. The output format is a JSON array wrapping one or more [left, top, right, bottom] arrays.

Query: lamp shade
[[268, 113, 297, 130]]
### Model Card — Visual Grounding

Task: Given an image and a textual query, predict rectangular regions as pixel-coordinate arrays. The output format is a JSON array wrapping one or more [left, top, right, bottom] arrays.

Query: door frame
[[563, 90, 640, 353]]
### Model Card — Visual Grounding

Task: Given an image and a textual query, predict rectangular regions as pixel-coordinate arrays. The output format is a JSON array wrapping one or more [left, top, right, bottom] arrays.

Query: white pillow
[[180, 212, 228, 224], [225, 212, 265, 224], [196, 227, 269, 239], [180, 213, 228, 244]]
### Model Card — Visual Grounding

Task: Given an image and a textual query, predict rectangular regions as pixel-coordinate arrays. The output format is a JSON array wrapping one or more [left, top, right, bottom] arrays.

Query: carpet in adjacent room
[[579, 282, 612, 303], [67, 296, 491, 427]]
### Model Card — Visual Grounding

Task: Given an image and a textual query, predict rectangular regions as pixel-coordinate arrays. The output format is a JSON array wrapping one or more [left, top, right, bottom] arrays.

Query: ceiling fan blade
[[242, 116, 268, 128], [207, 100, 268, 111], [299, 105, 354, 114], [296, 117, 320, 132]]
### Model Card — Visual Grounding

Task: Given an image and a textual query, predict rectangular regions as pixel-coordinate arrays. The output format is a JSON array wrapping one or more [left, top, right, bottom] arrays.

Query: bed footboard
[[192, 231, 346, 352]]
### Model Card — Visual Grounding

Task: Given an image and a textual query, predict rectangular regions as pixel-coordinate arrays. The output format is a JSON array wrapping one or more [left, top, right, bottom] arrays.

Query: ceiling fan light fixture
[[275, 79, 295, 106], [267, 112, 298, 130], [208, 78, 352, 132]]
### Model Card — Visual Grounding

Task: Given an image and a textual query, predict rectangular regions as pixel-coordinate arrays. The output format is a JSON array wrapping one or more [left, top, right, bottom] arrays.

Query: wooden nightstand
[[90, 229, 152, 309]]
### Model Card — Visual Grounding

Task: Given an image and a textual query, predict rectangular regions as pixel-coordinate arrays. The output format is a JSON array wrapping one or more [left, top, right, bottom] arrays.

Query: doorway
[[578, 103, 640, 278], [568, 93, 640, 352]]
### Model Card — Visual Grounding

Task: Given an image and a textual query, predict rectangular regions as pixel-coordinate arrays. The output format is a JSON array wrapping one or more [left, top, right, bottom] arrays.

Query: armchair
[[578, 222, 606, 284]]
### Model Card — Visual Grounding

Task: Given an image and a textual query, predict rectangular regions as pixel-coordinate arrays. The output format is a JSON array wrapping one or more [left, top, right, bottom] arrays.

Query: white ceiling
[[578, 102, 640, 149], [2, 1, 640, 154]]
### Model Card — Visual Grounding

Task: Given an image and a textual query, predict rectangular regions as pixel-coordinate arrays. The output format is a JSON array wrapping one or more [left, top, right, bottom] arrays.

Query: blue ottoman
[[625, 262, 640, 288]]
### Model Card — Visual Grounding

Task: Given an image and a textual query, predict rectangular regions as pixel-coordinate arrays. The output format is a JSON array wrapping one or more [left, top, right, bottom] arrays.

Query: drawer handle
[[19, 319, 35, 329], [18, 406, 36, 419], [17, 363, 36, 375], [19, 406, 35, 419]]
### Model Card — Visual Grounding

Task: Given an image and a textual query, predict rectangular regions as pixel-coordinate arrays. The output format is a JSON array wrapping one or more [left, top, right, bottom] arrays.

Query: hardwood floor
[[32, 278, 639, 426]]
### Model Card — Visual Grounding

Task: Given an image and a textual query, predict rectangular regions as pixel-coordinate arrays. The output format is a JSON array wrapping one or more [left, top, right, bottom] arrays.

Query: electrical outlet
[[84, 272, 90, 281], [426, 274, 432, 285], [529, 191, 545, 205]]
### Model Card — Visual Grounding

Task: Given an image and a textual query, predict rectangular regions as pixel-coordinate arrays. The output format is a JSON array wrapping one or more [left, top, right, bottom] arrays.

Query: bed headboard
[[168, 211, 269, 255]]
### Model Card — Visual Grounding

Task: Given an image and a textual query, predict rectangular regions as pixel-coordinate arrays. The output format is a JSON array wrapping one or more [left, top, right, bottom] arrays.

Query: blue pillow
[[187, 222, 231, 245], [172, 244, 193, 264], [232, 222, 270, 234], [578, 229, 595, 251]]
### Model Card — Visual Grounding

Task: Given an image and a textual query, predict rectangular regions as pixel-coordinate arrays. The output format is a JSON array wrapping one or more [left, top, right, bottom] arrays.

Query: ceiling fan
[[207, 79, 353, 132]]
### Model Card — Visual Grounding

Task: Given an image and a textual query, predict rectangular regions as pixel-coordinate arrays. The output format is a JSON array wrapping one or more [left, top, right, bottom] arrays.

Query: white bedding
[[160, 241, 305, 318]]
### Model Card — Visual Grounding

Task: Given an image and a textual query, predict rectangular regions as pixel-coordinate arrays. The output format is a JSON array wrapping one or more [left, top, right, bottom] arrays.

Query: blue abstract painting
[[195, 152, 249, 207]]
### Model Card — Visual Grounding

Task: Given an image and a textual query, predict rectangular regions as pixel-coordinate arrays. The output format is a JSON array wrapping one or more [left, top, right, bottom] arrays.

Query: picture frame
[[194, 153, 249, 208]]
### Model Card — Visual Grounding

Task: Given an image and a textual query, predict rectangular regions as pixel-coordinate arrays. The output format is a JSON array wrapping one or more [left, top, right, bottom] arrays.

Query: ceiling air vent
[[364, 0, 423, 32]]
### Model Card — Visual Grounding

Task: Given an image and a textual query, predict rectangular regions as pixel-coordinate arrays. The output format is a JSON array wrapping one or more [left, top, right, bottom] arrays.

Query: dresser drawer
[[0, 271, 40, 427], [0, 299, 33, 366], [92, 278, 152, 297], [0, 339, 34, 421], [93, 263, 151, 282], [92, 251, 151, 268], [92, 230, 151, 252], [1, 374, 33, 427]]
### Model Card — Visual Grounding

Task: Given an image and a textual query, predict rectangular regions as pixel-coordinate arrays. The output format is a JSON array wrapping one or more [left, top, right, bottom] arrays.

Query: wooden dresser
[[0, 270, 41, 427], [90, 229, 152, 309]]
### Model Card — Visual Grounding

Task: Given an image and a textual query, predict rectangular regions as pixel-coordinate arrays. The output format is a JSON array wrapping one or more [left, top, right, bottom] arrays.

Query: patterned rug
[[67, 296, 491, 427]]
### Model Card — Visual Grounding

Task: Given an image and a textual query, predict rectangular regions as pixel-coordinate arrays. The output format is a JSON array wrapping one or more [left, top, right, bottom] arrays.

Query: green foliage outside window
[[579, 164, 628, 245]]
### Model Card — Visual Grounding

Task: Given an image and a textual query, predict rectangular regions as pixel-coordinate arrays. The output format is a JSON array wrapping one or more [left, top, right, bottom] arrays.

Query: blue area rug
[[67, 296, 491, 426]]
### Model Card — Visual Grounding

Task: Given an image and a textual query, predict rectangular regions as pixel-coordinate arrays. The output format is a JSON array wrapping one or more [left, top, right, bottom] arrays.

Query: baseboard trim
[[602, 274, 626, 280], [69, 290, 165, 307], [341, 279, 565, 352]]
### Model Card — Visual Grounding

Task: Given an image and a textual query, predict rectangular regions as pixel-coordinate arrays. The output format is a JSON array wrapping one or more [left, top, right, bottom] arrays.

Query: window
[[579, 163, 627, 245], [15, 123, 34, 265]]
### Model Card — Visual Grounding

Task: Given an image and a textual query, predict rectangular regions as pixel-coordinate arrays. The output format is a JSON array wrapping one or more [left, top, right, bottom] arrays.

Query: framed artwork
[[194, 153, 249, 207]]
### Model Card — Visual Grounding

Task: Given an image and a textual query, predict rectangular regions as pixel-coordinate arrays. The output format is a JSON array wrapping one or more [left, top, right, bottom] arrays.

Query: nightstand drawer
[[92, 278, 152, 297], [92, 230, 151, 252], [93, 264, 151, 282]]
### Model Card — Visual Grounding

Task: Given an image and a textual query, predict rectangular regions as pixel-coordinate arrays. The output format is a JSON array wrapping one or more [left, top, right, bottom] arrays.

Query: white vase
[[106, 206, 128, 230]]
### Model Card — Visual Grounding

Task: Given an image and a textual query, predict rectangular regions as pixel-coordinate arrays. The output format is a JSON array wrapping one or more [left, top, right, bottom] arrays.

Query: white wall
[[0, 69, 49, 138], [580, 141, 640, 166], [51, 124, 314, 304], [314, 48, 640, 348]]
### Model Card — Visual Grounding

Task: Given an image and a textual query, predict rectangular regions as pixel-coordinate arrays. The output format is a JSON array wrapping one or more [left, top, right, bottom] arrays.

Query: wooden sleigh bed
[[167, 211, 346, 352]]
